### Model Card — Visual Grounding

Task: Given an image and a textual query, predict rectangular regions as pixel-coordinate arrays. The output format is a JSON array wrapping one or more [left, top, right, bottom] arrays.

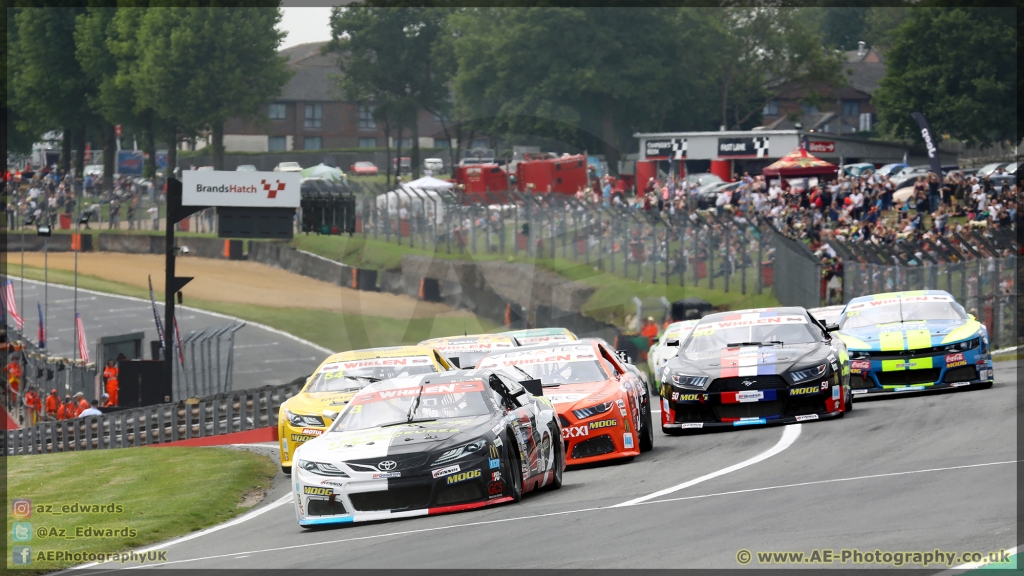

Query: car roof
[[482, 339, 599, 356], [323, 346, 439, 363], [699, 307, 808, 322], [846, 289, 953, 304], [355, 369, 499, 394], [419, 334, 514, 346]]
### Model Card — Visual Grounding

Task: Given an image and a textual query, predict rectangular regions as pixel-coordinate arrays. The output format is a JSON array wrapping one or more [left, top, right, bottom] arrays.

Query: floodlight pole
[[163, 178, 207, 391]]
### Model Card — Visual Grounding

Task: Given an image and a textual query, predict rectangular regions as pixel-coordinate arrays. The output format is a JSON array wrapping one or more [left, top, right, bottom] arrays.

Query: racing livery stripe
[[881, 356, 934, 372], [719, 346, 777, 378], [879, 331, 905, 351], [905, 329, 931, 350], [428, 496, 514, 515]]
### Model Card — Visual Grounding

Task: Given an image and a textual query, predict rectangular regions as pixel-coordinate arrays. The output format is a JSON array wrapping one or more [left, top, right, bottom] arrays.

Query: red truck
[[449, 152, 598, 204]]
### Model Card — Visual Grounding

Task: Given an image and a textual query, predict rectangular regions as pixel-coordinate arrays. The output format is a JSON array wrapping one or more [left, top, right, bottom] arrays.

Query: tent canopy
[[300, 163, 346, 182], [762, 147, 838, 177], [402, 175, 454, 190]]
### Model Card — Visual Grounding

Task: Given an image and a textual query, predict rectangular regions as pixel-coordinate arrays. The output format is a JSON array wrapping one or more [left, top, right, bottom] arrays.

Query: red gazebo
[[762, 147, 839, 180]]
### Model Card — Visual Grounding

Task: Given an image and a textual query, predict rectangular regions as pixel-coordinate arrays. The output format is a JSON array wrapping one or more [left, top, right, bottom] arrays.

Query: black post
[[164, 178, 205, 393]]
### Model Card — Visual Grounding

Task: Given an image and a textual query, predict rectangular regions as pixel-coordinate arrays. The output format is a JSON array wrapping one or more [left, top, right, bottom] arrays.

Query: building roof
[[843, 45, 886, 95], [277, 41, 340, 102]]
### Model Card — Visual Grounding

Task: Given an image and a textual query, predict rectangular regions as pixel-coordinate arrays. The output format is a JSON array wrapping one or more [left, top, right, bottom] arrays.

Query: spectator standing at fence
[[45, 388, 60, 420], [6, 353, 22, 406], [103, 358, 119, 407], [24, 386, 41, 426], [101, 392, 112, 408], [78, 399, 102, 418], [72, 391, 90, 417], [59, 395, 74, 420], [640, 316, 659, 346]]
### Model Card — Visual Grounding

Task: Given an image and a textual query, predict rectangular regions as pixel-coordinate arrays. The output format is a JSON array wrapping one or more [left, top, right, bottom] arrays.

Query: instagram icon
[[12, 499, 31, 518]]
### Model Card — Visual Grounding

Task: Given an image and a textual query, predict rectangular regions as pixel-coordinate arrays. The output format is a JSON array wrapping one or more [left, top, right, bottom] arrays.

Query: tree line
[[6, 4, 291, 188]]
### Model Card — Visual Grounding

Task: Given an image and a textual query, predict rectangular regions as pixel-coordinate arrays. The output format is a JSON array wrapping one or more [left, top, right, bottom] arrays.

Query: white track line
[[613, 422, 802, 507], [80, 457, 1017, 572], [12, 276, 332, 355]]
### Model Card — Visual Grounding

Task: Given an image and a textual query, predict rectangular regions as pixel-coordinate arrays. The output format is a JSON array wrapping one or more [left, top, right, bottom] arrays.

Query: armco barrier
[[6, 233, 74, 252], [96, 234, 163, 254], [4, 381, 302, 456]]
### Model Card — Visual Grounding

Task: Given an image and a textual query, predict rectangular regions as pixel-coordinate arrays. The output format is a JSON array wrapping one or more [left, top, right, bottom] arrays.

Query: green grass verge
[[4, 447, 274, 573], [14, 266, 496, 352]]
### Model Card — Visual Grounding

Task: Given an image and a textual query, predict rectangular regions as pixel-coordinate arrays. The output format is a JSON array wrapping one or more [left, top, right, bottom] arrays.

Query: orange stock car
[[476, 339, 653, 464]]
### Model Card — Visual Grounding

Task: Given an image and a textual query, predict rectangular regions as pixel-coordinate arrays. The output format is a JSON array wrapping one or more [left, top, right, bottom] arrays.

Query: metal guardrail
[[5, 380, 303, 456], [175, 322, 245, 401]]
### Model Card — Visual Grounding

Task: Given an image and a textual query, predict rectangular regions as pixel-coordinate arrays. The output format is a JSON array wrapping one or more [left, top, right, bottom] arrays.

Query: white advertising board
[[181, 171, 301, 208]]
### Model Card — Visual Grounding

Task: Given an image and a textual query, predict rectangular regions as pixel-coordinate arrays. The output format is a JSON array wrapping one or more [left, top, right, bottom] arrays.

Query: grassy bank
[[5, 447, 274, 573], [14, 266, 495, 351]]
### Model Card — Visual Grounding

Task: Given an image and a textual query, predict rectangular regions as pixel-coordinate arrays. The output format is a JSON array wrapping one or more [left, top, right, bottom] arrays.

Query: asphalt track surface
[[76, 361, 1018, 572], [12, 278, 327, 390]]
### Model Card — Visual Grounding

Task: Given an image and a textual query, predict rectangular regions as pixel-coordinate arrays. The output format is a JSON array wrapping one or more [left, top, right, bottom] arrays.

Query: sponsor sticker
[[945, 352, 967, 368], [789, 386, 818, 396], [589, 419, 617, 430], [892, 385, 925, 392], [431, 465, 460, 478], [850, 360, 870, 371], [949, 381, 972, 387], [446, 469, 481, 484], [320, 480, 345, 487], [794, 414, 819, 422], [491, 471, 502, 482], [487, 481, 504, 497], [372, 472, 401, 479], [615, 399, 626, 408], [832, 386, 840, 400], [736, 390, 764, 403], [852, 389, 869, 394], [303, 486, 332, 496], [489, 458, 501, 469], [675, 393, 704, 402], [733, 418, 766, 426], [301, 428, 324, 436], [290, 434, 317, 442], [671, 391, 679, 401], [563, 426, 589, 439], [680, 423, 703, 429], [623, 433, 634, 449]]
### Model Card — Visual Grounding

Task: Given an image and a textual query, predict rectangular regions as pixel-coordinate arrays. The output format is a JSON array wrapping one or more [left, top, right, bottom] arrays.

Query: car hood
[[282, 391, 360, 420], [664, 344, 825, 379], [543, 380, 619, 413], [298, 415, 493, 462], [836, 319, 982, 351]]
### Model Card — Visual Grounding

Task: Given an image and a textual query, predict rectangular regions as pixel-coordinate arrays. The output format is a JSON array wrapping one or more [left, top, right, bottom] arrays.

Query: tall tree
[[803, 5, 870, 51], [134, 5, 291, 170], [326, 6, 453, 179], [11, 6, 92, 173], [873, 6, 1016, 145]]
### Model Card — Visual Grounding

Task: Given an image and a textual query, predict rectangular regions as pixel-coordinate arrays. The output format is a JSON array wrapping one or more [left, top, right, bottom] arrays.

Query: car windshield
[[478, 348, 607, 385], [305, 357, 439, 393], [840, 297, 965, 330], [335, 380, 493, 431], [683, 314, 817, 354]]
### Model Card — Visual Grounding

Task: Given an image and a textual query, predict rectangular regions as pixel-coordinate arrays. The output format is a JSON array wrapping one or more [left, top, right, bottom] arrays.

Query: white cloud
[[278, 7, 334, 50]]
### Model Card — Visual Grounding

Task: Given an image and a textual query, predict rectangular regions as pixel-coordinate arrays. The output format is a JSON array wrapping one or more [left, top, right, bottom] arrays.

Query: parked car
[[393, 157, 412, 174], [273, 161, 302, 172], [875, 163, 908, 178], [977, 162, 1008, 178], [685, 172, 723, 188], [988, 174, 1016, 193], [423, 158, 444, 172], [1003, 161, 1018, 175], [349, 161, 379, 176], [892, 166, 931, 190], [197, 166, 214, 171], [83, 164, 104, 177], [235, 164, 257, 172], [842, 163, 875, 178], [697, 181, 740, 210]]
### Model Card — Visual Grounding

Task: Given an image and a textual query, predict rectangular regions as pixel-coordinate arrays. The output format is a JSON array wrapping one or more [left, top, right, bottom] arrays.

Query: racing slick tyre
[[547, 424, 563, 490], [639, 403, 654, 452], [507, 437, 523, 503]]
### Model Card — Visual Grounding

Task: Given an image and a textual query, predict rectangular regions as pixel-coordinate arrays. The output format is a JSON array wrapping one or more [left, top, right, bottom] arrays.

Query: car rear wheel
[[507, 439, 523, 502], [547, 424, 563, 490], [639, 403, 654, 452]]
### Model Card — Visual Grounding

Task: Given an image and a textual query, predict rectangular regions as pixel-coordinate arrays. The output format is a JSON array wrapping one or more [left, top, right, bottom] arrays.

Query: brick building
[[222, 42, 480, 153], [760, 42, 885, 136]]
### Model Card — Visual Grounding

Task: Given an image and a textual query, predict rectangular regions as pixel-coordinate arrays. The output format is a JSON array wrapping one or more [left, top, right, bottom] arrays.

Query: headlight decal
[[572, 401, 614, 420], [298, 460, 349, 477], [669, 375, 708, 389], [791, 364, 828, 383], [431, 439, 487, 466], [285, 410, 326, 428]]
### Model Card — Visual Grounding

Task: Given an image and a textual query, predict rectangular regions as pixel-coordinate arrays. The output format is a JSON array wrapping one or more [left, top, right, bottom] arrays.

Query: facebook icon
[[12, 546, 32, 565]]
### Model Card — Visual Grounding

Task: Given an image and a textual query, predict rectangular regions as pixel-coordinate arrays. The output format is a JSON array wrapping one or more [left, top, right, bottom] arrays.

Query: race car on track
[[659, 307, 851, 433], [279, 346, 454, 473], [476, 339, 653, 463], [649, 320, 700, 381], [501, 327, 578, 346], [418, 334, 518, 369], [835, 290, 993, 396], [291, 369, 564, 527], [807, 305, 846, 327]]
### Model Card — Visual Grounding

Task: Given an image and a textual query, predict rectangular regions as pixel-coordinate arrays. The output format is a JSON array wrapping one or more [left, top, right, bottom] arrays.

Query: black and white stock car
[[292, 369, 565, 527]]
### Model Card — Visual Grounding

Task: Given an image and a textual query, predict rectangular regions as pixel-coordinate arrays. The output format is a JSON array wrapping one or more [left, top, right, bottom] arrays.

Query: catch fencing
[[5, 380, 301, 456], [174, 322, 245, 401], [843, 256, 1018, 348]]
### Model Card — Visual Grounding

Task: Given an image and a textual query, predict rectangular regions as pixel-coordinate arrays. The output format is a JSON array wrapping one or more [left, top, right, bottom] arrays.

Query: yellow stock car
[[278, 346, 454, 473]]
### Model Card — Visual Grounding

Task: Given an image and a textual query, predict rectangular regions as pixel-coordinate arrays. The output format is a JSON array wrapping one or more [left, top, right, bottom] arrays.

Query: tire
[[639, 402, 654, 452], [506, 439, 523, 503], [281, 464, 291, 475], [547, 425, 563, 490], [844, 386, 853, 412]]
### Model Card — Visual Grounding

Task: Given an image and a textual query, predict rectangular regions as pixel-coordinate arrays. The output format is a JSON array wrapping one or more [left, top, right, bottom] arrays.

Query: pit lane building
[[632, 129, 957, 183]]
